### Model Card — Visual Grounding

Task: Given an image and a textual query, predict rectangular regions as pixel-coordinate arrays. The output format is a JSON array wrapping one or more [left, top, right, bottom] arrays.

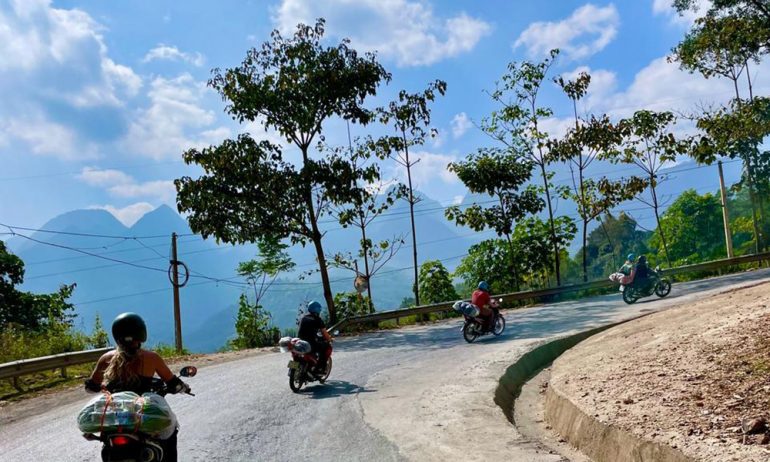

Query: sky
[[0, 0, 759, 231]]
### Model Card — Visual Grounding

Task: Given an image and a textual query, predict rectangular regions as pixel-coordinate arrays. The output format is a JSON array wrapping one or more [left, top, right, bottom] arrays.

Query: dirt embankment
[[549, 282, 770, 461]]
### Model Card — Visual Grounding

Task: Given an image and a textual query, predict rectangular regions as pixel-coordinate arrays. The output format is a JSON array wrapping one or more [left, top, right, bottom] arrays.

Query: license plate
[[287, 360, 300, 370]]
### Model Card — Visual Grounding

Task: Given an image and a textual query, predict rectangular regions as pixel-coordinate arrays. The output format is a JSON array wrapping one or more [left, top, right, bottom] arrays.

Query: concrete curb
[[494, 314, 693, 462]]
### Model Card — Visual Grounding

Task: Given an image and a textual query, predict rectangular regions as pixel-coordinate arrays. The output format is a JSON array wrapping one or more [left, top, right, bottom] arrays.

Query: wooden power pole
[[718, 161, 735, 258], [170, 232, 183, 353]]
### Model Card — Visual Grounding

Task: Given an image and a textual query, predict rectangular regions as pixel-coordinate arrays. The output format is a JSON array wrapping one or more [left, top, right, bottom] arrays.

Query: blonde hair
[[103, 347, 141, 387]]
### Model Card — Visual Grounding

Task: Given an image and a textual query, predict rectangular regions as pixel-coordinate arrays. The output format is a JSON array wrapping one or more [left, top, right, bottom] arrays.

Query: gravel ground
[[550, 281, 770, 461]]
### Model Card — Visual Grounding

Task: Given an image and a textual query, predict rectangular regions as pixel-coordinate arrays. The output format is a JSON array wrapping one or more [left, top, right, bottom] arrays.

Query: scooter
[[455, 299, 506, 343], [620, 266, 672, 304]]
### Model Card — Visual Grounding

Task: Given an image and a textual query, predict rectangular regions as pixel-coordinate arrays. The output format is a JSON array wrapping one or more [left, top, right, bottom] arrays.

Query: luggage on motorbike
[[609, 272, 633, 285], [292, 339, 312, 354], [279, 336, 293, 350], [77, 391, 177, 439], [452, 301, 479, 317]]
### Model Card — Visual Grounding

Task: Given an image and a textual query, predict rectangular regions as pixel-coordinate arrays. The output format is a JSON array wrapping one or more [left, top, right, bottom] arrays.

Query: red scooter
[[281, 336, 333, 392]]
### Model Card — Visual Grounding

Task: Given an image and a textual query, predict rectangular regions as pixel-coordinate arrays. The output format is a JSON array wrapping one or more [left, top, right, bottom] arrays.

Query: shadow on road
[[303, 380, 375, 399]]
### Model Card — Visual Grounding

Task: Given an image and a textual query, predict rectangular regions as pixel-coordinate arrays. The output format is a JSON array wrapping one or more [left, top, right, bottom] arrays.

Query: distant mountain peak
[[130, 204, 191, 235]]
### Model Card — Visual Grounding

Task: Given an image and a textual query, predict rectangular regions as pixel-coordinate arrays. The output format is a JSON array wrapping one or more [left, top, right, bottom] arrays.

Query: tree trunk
[[302, 146, 336, 322], [360, 222, 374, 312], [505, 233, 520, 292], [650, 179, 672, 267], [582, 219, 588, 283], [540, 163, 561, 286], [403, 131, 420, 306]]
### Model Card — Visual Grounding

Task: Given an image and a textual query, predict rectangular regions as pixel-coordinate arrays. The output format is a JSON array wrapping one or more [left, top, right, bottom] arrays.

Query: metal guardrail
[[0, 347, 112, 386], [330, 251, 770, 331], [3, 252, 769, 384]]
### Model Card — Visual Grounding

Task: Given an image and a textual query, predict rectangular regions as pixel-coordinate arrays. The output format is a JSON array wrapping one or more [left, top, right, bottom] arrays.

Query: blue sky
[[0, 0, 758, 230]]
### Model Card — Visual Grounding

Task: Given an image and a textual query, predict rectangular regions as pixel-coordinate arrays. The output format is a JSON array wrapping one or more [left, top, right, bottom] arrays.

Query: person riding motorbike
[[85, 312, 190, 462], [620, 253, 636, 276], [633, 255, 654, 293], [297, 301, 333, 375], [471, 281, 496, 331]]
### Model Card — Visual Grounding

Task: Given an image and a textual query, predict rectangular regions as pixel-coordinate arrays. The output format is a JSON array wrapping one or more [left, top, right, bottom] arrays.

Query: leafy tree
[[649, 189, 725, 264], [482, 49, 569, 285], [673, 0, 770, 51], [672, 12, 768, 251], [175, 19, 390, 323], [230, 294, 280, 349], [331, 146, 404, 310], [399, 297, 415, 308], [379, 80, 447, 306], [333, 292, 373, 320], [418, 260, 459, 304], [237, 237, 295, 308], [446, 151, 544, 290], [550, 107, 647, 281], [90, 314, 110, 348], [0, 240, 76, 331], [617, 110, 691, 266]]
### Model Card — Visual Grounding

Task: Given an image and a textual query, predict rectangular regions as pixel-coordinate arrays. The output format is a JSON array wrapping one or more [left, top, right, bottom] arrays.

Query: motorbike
[[620, 266, 672, 304], [461, 298, 506, 343], [281, 334, 333, 393], [82, 366, 196, 462]]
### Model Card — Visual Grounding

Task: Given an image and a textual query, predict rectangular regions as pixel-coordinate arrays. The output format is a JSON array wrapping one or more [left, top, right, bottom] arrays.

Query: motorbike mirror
[[498, 298, 503, 303], [332, 330, 340, 337], [179, 366, 197, 378]]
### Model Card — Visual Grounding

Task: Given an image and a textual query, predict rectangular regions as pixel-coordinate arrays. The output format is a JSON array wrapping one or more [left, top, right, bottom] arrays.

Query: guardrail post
[[60, 367, 67, 379], [11, 376, 22, 392]]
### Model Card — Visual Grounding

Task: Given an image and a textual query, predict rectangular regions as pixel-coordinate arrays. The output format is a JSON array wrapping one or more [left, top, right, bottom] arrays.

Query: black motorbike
[[621, 266, 672, 304], [461, 299, 506, 343], [82, 366, 196, 462]]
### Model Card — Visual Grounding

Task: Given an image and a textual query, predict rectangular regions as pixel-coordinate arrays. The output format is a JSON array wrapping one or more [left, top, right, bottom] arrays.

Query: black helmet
[[112, 312, 147, 348], [638, 255, 647, 264]]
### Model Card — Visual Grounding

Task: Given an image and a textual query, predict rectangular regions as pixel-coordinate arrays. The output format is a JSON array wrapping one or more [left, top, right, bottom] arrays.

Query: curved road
[[2, 269, 769, 461]]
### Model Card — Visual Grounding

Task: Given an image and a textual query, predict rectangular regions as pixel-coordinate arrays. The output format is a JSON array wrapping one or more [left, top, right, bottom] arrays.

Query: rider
[[471, 281, 495, 331], [85, 313, 190, 461], [633, 255, 653, 292], [620, 253, 635, 276], [298, 301, 333, 375]]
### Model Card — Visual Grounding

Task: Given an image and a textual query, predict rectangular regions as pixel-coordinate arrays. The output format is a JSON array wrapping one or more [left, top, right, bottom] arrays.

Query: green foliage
[[333, 292, 374, 320], [175, 19, 391, 323], [418, 260, 459, 304], [237, 237, 295, 305], [230, 294, 280, 350], [153, 343, 192, 358], [399, 297, 415, 308], [649, 189, 726, 264], [580, 213, 652, 280], [90, 314, 110, 349]]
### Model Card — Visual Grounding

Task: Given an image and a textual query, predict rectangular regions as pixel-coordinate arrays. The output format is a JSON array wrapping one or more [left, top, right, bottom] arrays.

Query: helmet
[[111, 312, 147, 348], [307, 300, 323, 315], [627, 253, 636, 262], [638, 255, 647, 264], [477, 281, 490, 292]]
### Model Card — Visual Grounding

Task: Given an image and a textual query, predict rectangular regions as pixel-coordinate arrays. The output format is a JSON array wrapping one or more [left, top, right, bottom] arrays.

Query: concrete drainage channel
[[494, 315, 693, 462]]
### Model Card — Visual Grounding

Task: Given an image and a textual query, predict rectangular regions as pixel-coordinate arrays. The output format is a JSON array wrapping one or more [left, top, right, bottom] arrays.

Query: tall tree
[[330, 138, 403, 310], [482, 49, 568, 285], [672, 13, 768, 251], [175, 20, 390, 323], [550, 110, 647, 281], [617, 110, 691, 267], [379, 80, 446, 306], [445, 151, 544, 291], [237, 237, 295, 308]]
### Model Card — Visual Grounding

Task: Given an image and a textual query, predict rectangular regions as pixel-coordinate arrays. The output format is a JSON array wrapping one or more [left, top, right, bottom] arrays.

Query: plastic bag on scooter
[[279, 336, 293, 352], [77, 391, 177, 439], [453, 301, 479, 317], [291, 339, 312, 354]]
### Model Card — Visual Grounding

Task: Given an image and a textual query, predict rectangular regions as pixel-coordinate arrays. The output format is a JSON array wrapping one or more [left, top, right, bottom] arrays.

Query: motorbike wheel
[[463, 322, 479, 343], [655, 279, 672, 298], [622, 289, 638, 305], [289, 367, 306, 393], [318, 357, 333, 384], [492, 315, 505, 336]]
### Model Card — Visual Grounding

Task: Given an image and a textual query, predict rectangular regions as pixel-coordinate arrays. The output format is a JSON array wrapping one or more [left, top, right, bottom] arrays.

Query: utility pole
[[718, 161, 735, 258], [170, 232, 183, 353]]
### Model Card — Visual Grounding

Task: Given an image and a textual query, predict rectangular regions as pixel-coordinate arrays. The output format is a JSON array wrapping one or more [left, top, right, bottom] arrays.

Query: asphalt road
[[2, 268, 769, 462]]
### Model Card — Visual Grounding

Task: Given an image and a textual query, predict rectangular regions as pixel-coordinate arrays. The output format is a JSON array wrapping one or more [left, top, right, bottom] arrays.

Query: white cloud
[[143, 44, 205, 67], [450, 112, 472, 139], [271, 0, 491, 66], [78, 167, 177, 201], [0, 0, 141, 107], [1, 114, 95, 160], [653, 0, 710, 26], [392, 151, 459, 189], [123, 74, 230, 159], [452, 195, 464, 205], [514, 4, 620, 61], [89, 202, 156, 227]]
